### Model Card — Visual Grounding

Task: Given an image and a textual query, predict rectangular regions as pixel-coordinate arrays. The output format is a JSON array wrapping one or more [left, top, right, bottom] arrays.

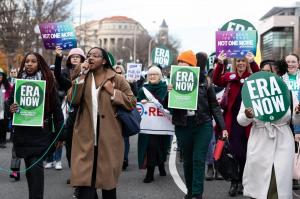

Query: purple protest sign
[[216, 30, 257, 58], [39, 22, 77, 50]]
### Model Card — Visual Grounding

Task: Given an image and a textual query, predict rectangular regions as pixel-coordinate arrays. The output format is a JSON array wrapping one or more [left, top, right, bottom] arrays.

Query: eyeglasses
[[71, 55, 81, 59], [148, 73, 159, 76], [87, 53, 103, 59]]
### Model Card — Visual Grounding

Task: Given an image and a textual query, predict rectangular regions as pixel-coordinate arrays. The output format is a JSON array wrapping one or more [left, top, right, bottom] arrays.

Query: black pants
[[10, 146, 21, 171], [0, 119, 7, 144], [24, 156, 44, 199], [65, 134, 72, 168]]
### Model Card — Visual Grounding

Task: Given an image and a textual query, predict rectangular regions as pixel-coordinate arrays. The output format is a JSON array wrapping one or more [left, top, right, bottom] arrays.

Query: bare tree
[[0, 0, 73, 67]]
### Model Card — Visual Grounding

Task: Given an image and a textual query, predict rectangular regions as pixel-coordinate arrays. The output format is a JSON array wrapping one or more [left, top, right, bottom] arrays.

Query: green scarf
[[137, 81, 167, 102]]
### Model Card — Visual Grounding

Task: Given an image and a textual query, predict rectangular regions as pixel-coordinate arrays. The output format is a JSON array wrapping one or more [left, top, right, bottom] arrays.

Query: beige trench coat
[[68, 68, 136, 189]]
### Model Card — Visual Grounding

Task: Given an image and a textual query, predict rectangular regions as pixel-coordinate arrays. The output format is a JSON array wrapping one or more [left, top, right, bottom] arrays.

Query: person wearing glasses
[[68, 47, 136, 199]]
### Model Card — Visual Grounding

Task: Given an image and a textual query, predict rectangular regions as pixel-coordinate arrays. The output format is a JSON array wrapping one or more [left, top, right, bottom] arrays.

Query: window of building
[[262, 27, 294, 60]]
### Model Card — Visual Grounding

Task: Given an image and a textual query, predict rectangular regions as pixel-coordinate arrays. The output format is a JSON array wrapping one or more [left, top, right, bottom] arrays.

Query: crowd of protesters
[[1, 40, 300, 199]]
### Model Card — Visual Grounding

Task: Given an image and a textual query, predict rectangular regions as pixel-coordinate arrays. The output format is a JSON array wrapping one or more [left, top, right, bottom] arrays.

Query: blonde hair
[[232, 58, 252, 74], [147, 66, 162, 81]]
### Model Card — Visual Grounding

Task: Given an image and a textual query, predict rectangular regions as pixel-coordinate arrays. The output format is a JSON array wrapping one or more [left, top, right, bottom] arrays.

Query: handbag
[[215, 139, 239, 181], [117, 107, 141, 137], [294, 141, 300, 180]]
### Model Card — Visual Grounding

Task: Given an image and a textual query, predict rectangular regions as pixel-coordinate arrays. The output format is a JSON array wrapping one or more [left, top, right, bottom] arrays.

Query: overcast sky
[[72, 0, 298, 54]]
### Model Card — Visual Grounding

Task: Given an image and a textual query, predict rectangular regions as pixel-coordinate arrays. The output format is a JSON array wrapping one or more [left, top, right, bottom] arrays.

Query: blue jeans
[[206, 132, 215, 165], [46, 147, 63, 162]]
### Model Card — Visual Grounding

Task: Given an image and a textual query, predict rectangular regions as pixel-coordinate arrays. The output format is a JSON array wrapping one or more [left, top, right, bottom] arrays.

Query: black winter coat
[[171, 80, 226, 130], [8, 86, 64, 158]]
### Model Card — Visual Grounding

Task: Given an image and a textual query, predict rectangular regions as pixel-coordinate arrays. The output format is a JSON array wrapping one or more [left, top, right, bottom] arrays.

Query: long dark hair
[[0, 72, 9, 90], [18, 52, 55, 114], [87, 47, 113, 69], [273, 59, 288, 76]]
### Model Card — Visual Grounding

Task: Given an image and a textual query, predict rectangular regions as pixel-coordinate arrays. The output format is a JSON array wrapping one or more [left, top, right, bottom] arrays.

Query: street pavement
[[0, 135, 300, 199]]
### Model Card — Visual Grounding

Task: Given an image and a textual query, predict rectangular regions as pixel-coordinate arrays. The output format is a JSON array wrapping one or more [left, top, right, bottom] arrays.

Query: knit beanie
[[177, 50, 197, 66], [67, 48, 86, 60]]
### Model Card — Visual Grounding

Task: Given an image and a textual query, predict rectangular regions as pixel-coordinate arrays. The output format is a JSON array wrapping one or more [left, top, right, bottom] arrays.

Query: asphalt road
[[0, 135, 299, 199]]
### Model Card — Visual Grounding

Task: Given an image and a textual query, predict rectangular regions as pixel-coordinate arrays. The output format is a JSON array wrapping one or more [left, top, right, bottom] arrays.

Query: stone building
[[76, 16, 148, 54]]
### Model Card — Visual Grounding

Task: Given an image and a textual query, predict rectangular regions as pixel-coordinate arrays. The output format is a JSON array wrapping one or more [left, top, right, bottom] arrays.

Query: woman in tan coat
[[68, 47, 136, 199]]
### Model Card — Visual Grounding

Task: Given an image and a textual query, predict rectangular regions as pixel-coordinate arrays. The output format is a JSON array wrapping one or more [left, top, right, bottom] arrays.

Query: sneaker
[[205, 164, 214, 181], [44, 162, 54, 169], [73, 187, 79, 198], [55, 161, 63, 170], [9, 171, 20, 181]]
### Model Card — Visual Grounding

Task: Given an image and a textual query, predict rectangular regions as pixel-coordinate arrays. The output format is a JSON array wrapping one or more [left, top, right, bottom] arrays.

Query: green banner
[[151, 46, 173, 68], [168, 65, 200, 110], [207, 52, 216, 71], [242, 72, 290, 122], [13, 79, 46, 126]]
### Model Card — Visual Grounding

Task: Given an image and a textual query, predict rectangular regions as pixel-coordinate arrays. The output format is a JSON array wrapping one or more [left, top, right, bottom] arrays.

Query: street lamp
[[148, 38, 156, 66], [133, 23, 137, 63], [122, 46, 133, 61]]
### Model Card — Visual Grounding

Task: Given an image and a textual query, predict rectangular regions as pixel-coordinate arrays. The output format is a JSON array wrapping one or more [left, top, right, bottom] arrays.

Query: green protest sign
[[207, 52, 216, 71], [168, 65, 200, 110], [221, 19, 258, 44], [151, 46, 173, 68], [242, 72, 290, 122], [13, 79, 46, 126]]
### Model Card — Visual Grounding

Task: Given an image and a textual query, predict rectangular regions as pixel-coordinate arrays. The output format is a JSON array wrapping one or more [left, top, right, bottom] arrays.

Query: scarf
[[144, 81, 167, 102], [21, 70, 42, 80]]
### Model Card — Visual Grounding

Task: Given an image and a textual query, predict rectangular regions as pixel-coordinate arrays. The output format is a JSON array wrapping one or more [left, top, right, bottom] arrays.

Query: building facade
[[76, 16, 148, 54], [259, 2, 300, 60]]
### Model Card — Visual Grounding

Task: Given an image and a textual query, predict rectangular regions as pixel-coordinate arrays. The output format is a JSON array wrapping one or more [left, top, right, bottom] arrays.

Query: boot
[[191, 194, 202, 199], [205, 164, 214, 181], [293, 179, 300, 190], [215, 169, 224, 180], [237, 182, 243, 194], [122, 159, 128, 170], [228, 181, 238, 197], [9, 171, 20, 181], [183, 191, 192, 199], [143, 166, 154, 183], [159, 163, 166, 176], [102, 188, 116, 199]]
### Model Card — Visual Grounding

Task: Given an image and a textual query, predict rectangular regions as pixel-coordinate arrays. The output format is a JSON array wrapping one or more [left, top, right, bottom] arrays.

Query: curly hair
[[18, 52, 55, 114]]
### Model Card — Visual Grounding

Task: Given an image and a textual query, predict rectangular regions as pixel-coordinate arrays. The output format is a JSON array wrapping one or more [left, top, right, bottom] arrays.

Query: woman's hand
[[103, 80, 115, 96], [295, 134, 300, 142], [167, 84, 173, 92], [245, 52, 255, 63], [222, 130, 229, 138], [55, 46, 63, 57], [80, 60, 90, 75], [217, 50, 226, 64], [295, 103, 300, 114], [245, 107, 254, 118], [10, 103, 19, 113], [141, 99, 148, 104]]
